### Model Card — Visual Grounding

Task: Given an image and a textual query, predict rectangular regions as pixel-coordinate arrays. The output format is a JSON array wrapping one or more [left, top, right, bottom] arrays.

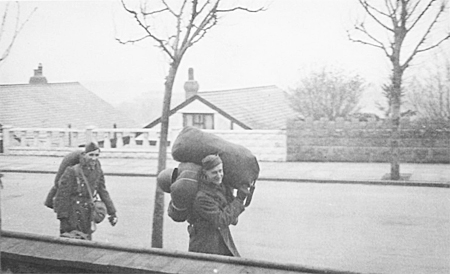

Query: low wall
[[0, 126, 286, 162], [287, 118, 450, 163], [1, 231, 353, 274]]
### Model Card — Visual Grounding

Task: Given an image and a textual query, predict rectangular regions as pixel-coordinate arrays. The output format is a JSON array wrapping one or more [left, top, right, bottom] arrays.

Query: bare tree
[[288, 67, 365, 120], [117, 0, 263, 248], [348, 0, 450, 180], [407, 53, 450, 123], [0, 2, 36, 65]]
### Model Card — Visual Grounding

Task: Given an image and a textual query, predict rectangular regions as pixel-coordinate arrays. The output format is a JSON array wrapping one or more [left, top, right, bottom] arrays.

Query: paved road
[[1, 172, 449, 274], [1, 155, 449, 185]]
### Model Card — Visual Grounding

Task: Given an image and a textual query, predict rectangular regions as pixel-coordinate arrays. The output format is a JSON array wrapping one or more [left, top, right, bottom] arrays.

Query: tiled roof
[[0, 82, 139, 128], [199, 85, 297, 129], [145, 85, 298, 130]]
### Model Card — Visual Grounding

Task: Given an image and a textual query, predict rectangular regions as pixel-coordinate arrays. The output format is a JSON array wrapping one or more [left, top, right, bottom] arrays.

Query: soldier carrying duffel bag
[[157, 127, 260, 257]]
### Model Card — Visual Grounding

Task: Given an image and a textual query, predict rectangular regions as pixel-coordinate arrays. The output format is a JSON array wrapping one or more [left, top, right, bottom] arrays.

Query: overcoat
[[54, 160, 116, 237], [187, 181, 245, 257]]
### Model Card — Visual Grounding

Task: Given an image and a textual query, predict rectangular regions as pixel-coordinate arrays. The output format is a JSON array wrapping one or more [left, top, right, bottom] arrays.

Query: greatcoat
[[187, 180, 245, 257], [54, 159, 116, 238]]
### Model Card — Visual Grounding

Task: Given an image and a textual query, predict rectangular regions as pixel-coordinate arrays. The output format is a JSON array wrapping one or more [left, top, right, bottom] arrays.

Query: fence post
[[1, 125, 12, 154], [85, 126, 95, 144]]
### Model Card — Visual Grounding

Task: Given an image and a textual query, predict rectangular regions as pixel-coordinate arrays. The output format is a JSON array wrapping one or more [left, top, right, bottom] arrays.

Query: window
[[183, 113, 214, 129]]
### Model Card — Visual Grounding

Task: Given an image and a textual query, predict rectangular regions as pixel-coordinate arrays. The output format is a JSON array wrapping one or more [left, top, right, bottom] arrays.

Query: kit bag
[[166, 162, 201, 223], [171, 126, 260, 190], [45, 151, 83, 208]]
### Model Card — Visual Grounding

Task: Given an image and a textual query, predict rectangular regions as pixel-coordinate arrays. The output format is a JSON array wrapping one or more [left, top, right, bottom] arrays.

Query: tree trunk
[[151, 62, 179, 248], [390, 65, 403, 180]]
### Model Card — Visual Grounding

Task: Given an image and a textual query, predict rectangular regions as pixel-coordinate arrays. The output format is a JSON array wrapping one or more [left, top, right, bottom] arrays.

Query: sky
[[1, 0, 449, 115]]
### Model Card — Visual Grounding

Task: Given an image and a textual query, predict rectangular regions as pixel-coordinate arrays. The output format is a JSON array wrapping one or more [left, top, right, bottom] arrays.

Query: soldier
[[186, 155, 248, 257], [54, 142, 117, 240]]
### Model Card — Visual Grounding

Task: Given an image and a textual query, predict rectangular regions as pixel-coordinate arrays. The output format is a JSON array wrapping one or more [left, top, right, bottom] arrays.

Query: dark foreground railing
[[1, 230, 360, 274]]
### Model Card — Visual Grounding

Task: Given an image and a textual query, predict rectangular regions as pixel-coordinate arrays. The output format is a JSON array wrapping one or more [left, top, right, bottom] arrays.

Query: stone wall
[[287, 117, 450, 163], [1, 126, 287, 162]]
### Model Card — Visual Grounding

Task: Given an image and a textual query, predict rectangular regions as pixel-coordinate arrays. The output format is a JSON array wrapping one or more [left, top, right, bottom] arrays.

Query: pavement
[[1, 155, 449, 187]]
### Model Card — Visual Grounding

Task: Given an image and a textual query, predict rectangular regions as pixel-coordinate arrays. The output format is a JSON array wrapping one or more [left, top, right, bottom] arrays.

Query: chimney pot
[[184, 67, 199, 100], [29, 63, 48, 84]]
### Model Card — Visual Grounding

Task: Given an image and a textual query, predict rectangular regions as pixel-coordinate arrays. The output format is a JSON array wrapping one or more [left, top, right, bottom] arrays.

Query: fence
[[0, 126, 287, 162]]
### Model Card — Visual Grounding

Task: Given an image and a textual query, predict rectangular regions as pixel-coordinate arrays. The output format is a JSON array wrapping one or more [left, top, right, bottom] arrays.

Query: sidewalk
[[0, 155, 449, 187]]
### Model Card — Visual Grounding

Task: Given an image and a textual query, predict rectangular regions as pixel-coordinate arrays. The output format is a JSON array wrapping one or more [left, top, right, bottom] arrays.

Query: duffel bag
[[172, 126, 260, 190]]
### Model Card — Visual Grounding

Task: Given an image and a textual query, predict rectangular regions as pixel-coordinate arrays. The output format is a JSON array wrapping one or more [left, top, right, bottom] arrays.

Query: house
[[144, 68, 298, 130], [0, 64, 139, 129]]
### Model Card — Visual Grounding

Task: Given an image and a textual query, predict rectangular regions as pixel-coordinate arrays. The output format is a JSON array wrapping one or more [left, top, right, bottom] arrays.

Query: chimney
[[184, 68, 199, 100], [29, 63, 48, 84]]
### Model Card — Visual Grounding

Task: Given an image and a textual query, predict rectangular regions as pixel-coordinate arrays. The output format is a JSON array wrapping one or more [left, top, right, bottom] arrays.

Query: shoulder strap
[[75, 164, 94, 203]]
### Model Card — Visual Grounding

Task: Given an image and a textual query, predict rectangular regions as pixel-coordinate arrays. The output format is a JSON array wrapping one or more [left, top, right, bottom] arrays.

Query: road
[[1, 172, 449, 274]]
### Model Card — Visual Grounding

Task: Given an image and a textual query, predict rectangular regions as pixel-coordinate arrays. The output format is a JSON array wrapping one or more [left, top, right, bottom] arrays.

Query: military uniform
[[54, 159, 116, 239], [187, 180, 245, 257]]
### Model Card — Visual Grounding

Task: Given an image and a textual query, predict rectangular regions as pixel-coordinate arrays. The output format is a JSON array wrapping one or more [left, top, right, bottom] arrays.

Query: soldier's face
[[85, 149, 100, 166], [204, 163, 224, 186]]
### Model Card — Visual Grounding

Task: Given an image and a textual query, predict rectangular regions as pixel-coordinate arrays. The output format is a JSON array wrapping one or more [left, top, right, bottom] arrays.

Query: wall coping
[[1, 230, 355, 274]]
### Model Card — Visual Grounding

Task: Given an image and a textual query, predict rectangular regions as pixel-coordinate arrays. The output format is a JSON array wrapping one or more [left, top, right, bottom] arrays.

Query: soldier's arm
[[193, 194, 244, 229], [96, 169, 116, 216]]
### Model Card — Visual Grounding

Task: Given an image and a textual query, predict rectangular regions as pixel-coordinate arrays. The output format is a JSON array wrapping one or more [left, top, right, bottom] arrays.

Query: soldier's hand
[[108, 214, 118, 226], [236, 188, 248, 203]]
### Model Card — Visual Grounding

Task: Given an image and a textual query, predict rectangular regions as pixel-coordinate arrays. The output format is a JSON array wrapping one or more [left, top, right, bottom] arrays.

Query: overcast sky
[[1, 0, 449, 113]]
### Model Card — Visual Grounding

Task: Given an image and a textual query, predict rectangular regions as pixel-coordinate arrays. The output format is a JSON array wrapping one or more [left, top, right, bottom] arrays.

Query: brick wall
[[287, 117, 450, 163]]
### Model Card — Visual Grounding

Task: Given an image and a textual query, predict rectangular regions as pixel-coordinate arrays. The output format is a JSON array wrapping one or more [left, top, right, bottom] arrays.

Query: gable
[[144, 85, 297, 130], [144, 95, 251, 129], [0, 82, 139, 128]]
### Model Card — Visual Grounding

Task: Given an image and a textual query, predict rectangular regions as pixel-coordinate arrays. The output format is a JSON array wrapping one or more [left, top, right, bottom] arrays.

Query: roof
[[200, 85, 297, 129], [0, 82, 139, 128], [145, 85, 297, 130]]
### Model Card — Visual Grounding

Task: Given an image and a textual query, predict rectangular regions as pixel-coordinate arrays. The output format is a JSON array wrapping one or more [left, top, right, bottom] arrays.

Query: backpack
[[44, 150, 83, 209]]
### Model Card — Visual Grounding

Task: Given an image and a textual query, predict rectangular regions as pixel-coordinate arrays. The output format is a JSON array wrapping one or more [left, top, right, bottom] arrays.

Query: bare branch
[[407, 0, 438, 31], [405, 0, 423, 21], [217, 6, 265, 13], [348, 23, 391, 59], [120, 0, 174, 60], [402, 3, 450, 68], [179, 0, 219, 57], [385, 0, 396, 15], [358, 0, 394, 32], [141, 7, 168, 16], [0, 2, 37, 63], [0, 3, 11, 42], [178, 0, 199, 54], [415, 33, 450, 53], [164, 0, 187, 53], [161, 0, 177, 16], [115, 35, 149, 44]]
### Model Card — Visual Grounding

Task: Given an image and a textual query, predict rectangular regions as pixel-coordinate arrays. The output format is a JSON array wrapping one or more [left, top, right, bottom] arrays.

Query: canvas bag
[[171, 126, 260, 191]]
